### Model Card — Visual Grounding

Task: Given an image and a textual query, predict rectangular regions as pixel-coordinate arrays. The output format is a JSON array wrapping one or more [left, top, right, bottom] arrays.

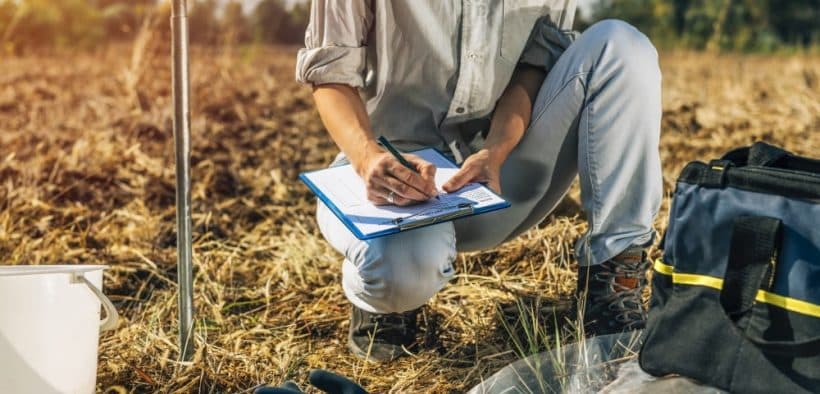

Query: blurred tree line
[[1, 0, 818, 53], [0, 0, 309, 54], [586, 0, 820, 51], [187, 0, 309, 46]]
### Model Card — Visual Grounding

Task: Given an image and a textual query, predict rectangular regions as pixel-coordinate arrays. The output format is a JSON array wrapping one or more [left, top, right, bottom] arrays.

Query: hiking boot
[[348, 305, 418, 362], [576, 246, 650, 336]]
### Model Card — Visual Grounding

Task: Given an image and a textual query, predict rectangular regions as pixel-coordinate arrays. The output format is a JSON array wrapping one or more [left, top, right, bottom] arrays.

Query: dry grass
[[1, 39, 818, 393]]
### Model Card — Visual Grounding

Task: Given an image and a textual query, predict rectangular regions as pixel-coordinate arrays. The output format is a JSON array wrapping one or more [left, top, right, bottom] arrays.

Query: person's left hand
[[442, 149, 502, 194]]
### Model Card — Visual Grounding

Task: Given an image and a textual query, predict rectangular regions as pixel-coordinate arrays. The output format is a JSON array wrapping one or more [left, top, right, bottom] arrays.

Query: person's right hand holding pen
[[376, 136, 442, 202], [358, 144, 438, 206], [311, 84, 437, 206], [364, 136, 438, 206], [356, 146, 437, 206]]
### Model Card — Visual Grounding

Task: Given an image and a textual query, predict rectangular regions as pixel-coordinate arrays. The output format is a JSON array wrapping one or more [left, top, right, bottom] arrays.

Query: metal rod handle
[[171, 0, 194, 362]]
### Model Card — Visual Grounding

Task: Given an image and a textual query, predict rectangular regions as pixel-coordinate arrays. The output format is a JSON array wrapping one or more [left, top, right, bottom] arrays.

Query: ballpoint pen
[[377, 135, 440, 200]]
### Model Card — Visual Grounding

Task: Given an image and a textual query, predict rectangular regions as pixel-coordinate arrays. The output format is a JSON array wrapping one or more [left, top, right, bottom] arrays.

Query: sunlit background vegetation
[[584, 0, 819, 51], [1, 0, 819, 392], [1, 0, 818, 54]]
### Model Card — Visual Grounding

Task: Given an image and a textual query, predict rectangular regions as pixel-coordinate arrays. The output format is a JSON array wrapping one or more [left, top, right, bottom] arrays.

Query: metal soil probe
[[171, 0, 194, 361]]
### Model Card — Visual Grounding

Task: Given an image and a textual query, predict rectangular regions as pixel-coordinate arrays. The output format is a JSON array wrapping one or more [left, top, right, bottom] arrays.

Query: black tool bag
[[639, 142, 820, 393]]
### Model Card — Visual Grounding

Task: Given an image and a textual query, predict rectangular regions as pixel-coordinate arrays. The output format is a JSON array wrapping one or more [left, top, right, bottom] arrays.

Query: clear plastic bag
[[469, 330, 726, 394]]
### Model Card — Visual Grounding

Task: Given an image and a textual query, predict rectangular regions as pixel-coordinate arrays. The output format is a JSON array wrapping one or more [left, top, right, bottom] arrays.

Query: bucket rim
[[0, 265, 109, 277]]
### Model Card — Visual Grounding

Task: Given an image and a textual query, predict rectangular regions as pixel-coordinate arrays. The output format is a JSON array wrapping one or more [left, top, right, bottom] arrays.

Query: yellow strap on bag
[[654, 259, 820, 318]]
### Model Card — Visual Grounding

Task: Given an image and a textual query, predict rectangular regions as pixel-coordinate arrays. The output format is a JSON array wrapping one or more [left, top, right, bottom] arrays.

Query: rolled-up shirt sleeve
[[519, 1, 578, 72], [295, 0, 374, 87]]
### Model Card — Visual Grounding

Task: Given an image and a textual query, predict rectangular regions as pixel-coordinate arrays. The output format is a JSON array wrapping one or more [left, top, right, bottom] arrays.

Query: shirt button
[[456, 107, 465, 113], [468, 52, 477, 59]]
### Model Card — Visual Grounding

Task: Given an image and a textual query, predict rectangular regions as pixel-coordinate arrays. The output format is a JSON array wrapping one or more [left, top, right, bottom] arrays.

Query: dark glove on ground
[[253, 369, 368, 394]]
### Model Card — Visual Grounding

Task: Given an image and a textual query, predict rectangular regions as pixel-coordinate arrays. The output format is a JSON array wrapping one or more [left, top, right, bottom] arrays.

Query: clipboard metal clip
[[395, 202, 475, 231]]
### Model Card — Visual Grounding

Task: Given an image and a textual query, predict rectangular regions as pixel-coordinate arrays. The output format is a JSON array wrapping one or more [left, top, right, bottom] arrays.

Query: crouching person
[[296, 0, 663, 362]]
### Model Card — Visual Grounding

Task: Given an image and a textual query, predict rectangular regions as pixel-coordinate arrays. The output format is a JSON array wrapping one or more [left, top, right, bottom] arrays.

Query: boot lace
[[591, 259, 650, 329]]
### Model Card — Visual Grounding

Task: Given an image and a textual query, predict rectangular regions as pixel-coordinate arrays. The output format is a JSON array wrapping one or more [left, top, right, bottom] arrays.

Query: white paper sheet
[[302, 148, 507, 237]]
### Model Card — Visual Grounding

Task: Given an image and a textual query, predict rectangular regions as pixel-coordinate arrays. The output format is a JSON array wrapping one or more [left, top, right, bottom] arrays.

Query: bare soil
[[1, 43, 818, 393]]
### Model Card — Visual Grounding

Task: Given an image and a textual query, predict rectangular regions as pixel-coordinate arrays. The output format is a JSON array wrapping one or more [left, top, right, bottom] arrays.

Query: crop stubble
[[0, 44, 818, 392]]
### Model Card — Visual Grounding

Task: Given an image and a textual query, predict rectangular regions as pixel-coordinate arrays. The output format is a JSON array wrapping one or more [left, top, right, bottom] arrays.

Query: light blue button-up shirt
[[296, 0, 577, 162]]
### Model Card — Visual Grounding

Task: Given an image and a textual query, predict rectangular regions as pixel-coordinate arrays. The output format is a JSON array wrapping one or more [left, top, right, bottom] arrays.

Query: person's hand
[[354, 142, 438, 206], [442, 149, 502, 194]]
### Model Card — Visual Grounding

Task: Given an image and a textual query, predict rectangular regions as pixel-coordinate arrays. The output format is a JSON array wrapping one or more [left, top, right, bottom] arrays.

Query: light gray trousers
[[316, 20, 663, 313]]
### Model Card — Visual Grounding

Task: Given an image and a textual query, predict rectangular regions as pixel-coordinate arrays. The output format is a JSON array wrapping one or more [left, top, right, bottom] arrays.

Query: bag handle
[[721, 142, 820, 173], [71, 272, 119, 332], [720, 216, 780, 318], [721, 216, 820, 358], [747, 142, 790, 167]]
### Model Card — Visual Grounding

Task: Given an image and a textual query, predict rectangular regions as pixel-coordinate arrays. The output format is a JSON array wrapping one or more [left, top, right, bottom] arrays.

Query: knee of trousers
[[583, 19, 661, 82], [582, 19, 662, 145], [343, 223, 457, 313]]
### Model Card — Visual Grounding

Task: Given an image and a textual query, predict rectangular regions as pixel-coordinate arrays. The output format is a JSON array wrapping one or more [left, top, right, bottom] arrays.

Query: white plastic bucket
[[0, 265, 119, 394]]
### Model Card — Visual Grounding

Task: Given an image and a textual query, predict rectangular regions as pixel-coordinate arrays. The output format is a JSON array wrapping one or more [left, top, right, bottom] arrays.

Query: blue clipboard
[[299, 148, 510, 240]]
